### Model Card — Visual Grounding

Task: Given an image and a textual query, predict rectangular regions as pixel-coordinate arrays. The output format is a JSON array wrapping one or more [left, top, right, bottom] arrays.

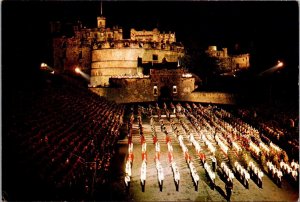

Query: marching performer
[[124, 174, 130, 192], [140, 160, 147, 192]]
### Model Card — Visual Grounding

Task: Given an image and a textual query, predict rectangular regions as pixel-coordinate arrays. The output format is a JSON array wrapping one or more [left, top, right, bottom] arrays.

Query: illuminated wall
[[130, 28, 176, 43], [205, 46, 250, 72], [89, 68, 195, 102], [52, 16, 184, 86], [90, 47, 184, 86]]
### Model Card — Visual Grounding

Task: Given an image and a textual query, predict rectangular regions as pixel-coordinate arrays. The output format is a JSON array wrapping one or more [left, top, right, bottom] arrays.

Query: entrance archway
[[159, 86, 172, 102]]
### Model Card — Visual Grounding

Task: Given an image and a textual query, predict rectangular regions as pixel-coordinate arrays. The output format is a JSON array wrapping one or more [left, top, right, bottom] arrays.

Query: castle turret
[[222, 48, 228, 58], [97, 2, 106, 28], [97, 16, 106, 29]]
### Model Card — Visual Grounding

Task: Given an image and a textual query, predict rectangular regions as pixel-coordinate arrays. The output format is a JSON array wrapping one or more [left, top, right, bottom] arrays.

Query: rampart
[[89, 87, 235, 104]]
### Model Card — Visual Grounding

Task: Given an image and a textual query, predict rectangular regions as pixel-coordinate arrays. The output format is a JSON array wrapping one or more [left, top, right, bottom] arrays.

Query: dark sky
[[2, 1, 299, 77]]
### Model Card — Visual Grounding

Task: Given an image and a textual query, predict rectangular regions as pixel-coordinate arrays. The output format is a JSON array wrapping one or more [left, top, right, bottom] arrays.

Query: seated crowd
[[5, 74, 125, 199]]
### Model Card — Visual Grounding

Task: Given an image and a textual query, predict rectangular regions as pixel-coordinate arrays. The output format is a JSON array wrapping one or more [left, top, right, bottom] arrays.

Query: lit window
[[153, 85, 158, 96], [173, 86, 177, 94]]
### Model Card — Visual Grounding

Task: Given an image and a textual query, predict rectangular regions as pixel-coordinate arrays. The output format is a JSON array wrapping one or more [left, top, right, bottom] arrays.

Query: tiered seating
[[7, 75, 125, 199]]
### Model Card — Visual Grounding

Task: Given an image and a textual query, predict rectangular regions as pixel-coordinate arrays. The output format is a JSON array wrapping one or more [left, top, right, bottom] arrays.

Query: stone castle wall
[[89, 78, 155, 103], [176, 92, 236, 104], [52, 16, 184, 87], [89, 86, 235, 104], [90, 69, 197, 103], [90, 48, 184, 86], [130, 28, 176, 43], [206, 46, 250, 72]]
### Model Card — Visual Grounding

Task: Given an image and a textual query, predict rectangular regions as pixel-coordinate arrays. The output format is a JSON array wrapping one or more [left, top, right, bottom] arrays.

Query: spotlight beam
[[41, 63, 55, 73], [75, 67, 90, 81], [258, 61, 284, 76]]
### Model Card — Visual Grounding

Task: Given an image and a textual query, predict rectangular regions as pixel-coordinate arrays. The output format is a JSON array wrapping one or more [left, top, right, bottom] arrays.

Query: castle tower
[[222, 48, 228, 58], [97, 2, 106, 28]]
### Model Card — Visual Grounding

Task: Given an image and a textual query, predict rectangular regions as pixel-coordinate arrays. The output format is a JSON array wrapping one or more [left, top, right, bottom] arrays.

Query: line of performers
[[175, 126, 200, 191], [267, 161, 283, 187], [234, 161, 250, 188], [221, 162, 235, 183], [248, 161, 264, 188], [166, 133, 181, 191], [187, 132, 216, 190], [124, 112, 134, 191], [280, 159, 299, 182], [124, 144, 134, 191]]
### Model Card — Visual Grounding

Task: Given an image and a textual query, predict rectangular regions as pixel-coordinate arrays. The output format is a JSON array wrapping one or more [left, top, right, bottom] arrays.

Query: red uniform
[[166, 136, 171, 144], [199, 153, 206, 162], [128, 136, 132, 144], [185, 151, 191, 162], [142, 152, 147, 162], [141, 136, 145, 144], [127, 152, 134, 162]]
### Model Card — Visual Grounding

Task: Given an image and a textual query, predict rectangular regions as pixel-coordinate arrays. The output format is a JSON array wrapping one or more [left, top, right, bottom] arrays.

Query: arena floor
[[107, 110, 299, 202]]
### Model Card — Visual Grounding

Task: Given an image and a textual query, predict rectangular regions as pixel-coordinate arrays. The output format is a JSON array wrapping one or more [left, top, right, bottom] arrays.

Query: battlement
[[52, 15, 185, 87], [130, 28, 176, 43]]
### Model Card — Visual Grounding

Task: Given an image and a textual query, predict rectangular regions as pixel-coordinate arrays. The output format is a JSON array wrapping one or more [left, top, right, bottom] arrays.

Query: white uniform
[[126, 161, 132, 177]]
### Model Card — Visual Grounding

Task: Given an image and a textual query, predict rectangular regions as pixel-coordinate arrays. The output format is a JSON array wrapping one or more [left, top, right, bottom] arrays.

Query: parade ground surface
[[104, 113, 299, 202]]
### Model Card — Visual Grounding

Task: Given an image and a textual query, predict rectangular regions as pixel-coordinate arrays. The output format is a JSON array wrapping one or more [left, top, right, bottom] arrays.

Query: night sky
[[2, 1, 299, 84]]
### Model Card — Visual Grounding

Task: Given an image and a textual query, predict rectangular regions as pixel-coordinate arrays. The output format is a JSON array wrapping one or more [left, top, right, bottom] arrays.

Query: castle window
[[153, 54, 158, 61], [137, 57, 142, 67], [153, 85, 158, 96], [173, 86, 177, 94], [78, 51, 82, 60]]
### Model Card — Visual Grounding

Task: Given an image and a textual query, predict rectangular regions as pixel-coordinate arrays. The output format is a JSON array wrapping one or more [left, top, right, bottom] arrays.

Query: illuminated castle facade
[[205, 46, 250, 72], [52, 15, 184, 87]]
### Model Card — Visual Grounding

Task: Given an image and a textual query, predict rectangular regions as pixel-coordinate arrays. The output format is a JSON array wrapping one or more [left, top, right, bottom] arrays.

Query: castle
[[52, 15, 184, 87], [205, 46, 250, 73], [51, 14, 237, 104]]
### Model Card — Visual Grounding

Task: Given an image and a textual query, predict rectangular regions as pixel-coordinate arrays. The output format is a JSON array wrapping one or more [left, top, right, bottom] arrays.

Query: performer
[[155, 142, 160, 152], [125, 161, 132, 177], [199, 152, 206, 164], [244, 171, 250, 189], [157, 166, 164, 192], [140, 161, 147, 192], [277, 170, 283, 187], [225, 178, 233, 202], [211, 156, 217, 172], [153, 136, 157, 144], [124, 174, 130, 192], [258, 170, 264, 188]]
